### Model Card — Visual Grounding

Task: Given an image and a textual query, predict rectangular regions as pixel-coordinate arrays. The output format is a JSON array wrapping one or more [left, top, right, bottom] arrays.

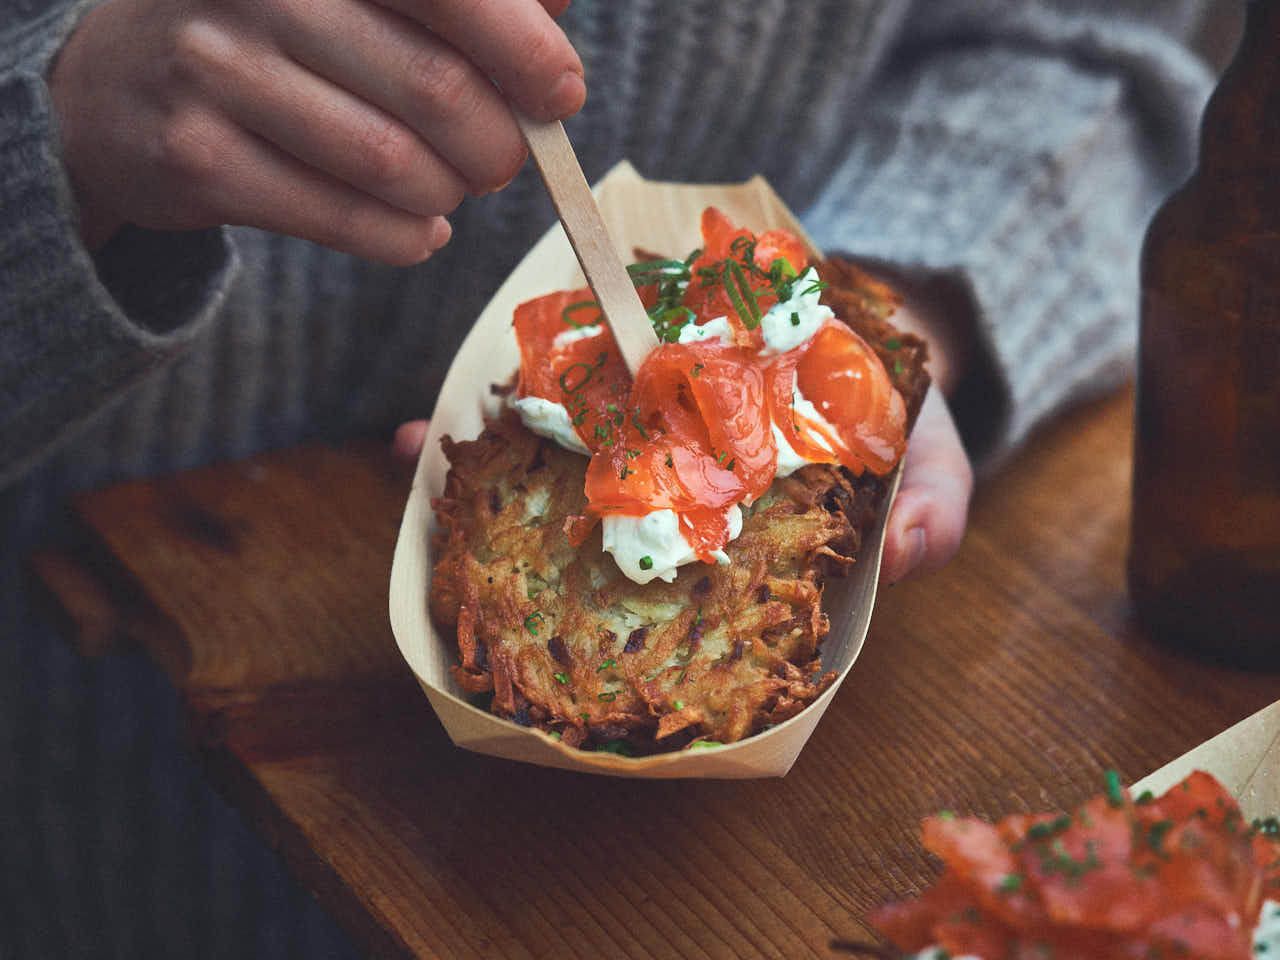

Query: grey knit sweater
[[0, 0, 1212, 956]]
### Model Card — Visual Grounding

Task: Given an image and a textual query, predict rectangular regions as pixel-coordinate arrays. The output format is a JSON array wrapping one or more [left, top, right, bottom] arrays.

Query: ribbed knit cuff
[[0, 65, 236, 487], [804, 35, 1210, 467]]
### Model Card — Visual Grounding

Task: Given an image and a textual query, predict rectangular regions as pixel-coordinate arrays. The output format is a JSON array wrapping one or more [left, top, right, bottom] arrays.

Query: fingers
[[881, 388, 974, 585], [273, 0, 527, 195], [373, 0, 585, 120], [393, 420, 430, 461], [162, 105, 451, 264], [176, 17, 469, 217]]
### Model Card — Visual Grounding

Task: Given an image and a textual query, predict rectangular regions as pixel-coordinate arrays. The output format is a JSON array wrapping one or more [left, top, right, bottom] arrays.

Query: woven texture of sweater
[[0, 0, 1211, 955]]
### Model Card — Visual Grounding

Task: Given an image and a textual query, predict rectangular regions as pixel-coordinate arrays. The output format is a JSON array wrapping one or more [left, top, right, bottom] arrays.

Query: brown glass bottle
[[1129, 0, 1280, 667]]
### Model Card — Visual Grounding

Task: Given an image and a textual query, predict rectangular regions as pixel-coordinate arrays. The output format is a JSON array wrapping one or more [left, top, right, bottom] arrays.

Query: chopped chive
[[638, 556, 654, 571], [664, 453, 674, 468], [689, 740, 722, 750], [626, 259, 690, 282], [597, 691, 618, 702], [597, 739, 634, 755], [673, 700, 685, 710], [691, 363, 703, 378], [559, 362, 594, 394], [552, 671, 569, 684], [790, 312, 801, 327], [560, 299, 600, 328], [524, 611, 544, 635], [884, 337, 902, 351], [596, 658, 616, 672], [892, 358, 904, 376], [571, 411, 586, 426], [1104, 769, 1125, 808], [722, 260, 763, 329], [1147, 819, 1174, 853], [996, 873, 1023, 894]]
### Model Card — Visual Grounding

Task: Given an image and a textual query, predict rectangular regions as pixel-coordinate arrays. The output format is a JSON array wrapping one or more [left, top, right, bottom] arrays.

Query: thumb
[[880, 388, 973, 584]]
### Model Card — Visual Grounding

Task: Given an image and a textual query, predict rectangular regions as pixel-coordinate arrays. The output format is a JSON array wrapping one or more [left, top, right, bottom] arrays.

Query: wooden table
[[33, 386, 1280, 959]]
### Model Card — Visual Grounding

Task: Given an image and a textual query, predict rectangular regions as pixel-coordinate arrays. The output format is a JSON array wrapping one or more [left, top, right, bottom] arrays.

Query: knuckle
[[156, 109, 222, 184], [517, 22, 564, 83], [404, 47, 473, 112], [355, 120, 419, 186], [168, 17, 236, 87]]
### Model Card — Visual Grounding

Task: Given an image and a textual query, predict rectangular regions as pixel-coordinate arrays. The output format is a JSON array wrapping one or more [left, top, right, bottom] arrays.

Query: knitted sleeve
[[802, 1, 1214, 464], [0, 1, 236, 488]]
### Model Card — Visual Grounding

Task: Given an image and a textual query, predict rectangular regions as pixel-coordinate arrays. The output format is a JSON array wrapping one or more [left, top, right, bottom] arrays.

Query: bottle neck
[[1198, 0, 1280, 170]]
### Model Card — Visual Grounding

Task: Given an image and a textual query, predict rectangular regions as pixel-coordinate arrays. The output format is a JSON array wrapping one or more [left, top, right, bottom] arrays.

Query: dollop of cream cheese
[[552, 324, 603, 348], [771, 384, 838, 478], [511, 265, 840, 584], [676, 315, 734, 346], [510, 396, 590, 455], [602, 506, 743, 585], [760, 267, 834, 356]]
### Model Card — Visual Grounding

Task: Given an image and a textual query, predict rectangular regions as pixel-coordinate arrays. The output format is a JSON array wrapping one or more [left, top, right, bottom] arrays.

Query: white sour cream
[[677, 315, 734, 346], [760, 267, 835, 356], [510, 396, 590, 456], [512, 264, 840, 584], [552, 324, 603, 349], [771, 384, 838, 478], [602, 505, 742, 585], [1257, 900, 1280, 954]]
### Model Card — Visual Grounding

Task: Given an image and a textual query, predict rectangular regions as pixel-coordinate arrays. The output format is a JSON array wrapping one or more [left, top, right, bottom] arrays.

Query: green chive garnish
[[1104, 769, 1125, 808], [638, 556, 653, 571], [560, 299, 600, 327], [559, 362, 594, 394], [996, 873, 1023, 894], [722, 260, 763, 330], [552, 672, 568, 684]]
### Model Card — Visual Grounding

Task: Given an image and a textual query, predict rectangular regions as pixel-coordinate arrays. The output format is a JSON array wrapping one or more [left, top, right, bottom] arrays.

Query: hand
[[871, 268, 975, 585], [48, 0, 584, 263], [392, 391, 974, 587], [879, 386, 972, 584]]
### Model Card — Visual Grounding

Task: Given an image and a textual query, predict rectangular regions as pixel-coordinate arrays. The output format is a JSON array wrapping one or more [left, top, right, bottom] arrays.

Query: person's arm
[[0, 1, 238, 488], [804, 0, 1214, 467]]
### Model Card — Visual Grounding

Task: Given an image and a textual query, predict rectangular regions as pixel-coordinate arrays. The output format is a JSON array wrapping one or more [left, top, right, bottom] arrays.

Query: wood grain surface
[[35, 387, 1280, 959]]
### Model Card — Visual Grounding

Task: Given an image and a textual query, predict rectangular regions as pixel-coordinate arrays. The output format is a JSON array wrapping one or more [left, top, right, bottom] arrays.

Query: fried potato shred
[[429, 257, 928, 754]]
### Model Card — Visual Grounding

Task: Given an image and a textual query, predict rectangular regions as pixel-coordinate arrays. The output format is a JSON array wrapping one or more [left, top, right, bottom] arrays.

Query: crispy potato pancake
[[429, 257, 929, 754]]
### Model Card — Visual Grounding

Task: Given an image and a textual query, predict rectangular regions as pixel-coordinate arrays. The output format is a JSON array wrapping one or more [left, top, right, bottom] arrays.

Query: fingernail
[[543, 70, 586, 119], [429, 218, 453, 251], [886, 526, 926, 584]]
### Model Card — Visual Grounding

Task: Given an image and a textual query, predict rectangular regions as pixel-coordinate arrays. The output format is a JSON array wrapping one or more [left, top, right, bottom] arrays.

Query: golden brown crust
[[429, 256, 930, 754]]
